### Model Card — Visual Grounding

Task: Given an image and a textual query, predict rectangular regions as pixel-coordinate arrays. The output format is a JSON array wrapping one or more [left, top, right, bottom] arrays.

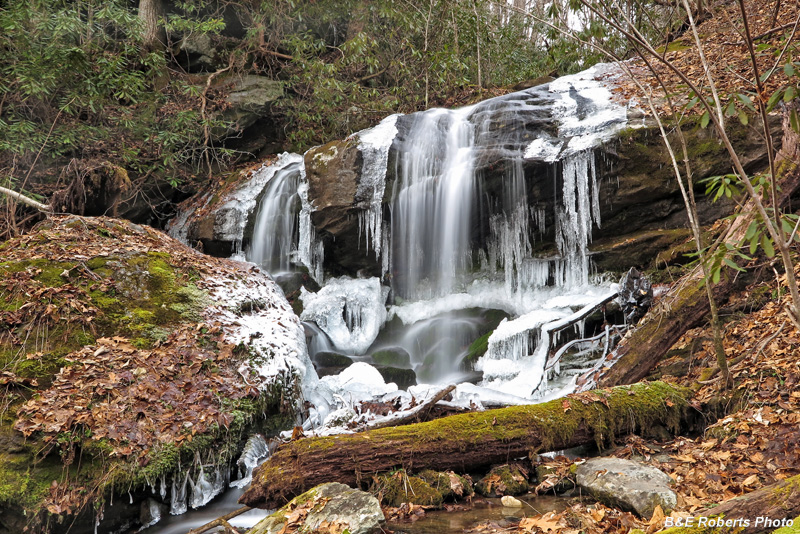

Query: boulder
[[475, 464, 530, 496], [576, 457, 676, 518], [221, 75, 284, 134], [247, 482, 384, 534]]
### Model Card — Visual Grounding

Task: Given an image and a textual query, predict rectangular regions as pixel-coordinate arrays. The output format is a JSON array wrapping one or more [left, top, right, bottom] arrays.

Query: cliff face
[[0, 215, 312, 533]]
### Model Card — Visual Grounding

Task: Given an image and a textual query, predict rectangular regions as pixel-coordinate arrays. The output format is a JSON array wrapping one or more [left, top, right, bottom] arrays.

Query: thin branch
[[0, 186, 51, 212], [186, 506, 252, 534]]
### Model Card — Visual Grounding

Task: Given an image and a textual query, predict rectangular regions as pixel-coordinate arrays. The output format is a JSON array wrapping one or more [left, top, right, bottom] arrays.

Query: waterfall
[[248, 154, 304, 273], [391, 107, 478, 300]]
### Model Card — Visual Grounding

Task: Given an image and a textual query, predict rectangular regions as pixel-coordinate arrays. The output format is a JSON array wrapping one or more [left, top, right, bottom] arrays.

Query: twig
[[186, 505, 252, 534], [753, 22, 794, 40]]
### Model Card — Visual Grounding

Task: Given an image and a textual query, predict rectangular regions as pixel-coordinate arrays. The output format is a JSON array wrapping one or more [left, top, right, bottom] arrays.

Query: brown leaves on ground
[[3, 216, 275, 460], [467, 504, 646, 534], [14, 328, 256, 459], [276, 496, 353, 534], [612, 0, 798, 117], [383, 502, 431, 523]]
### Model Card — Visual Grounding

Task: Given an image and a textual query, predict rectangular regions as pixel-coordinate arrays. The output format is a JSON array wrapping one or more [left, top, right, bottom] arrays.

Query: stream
[[152, 63, 638, 533]]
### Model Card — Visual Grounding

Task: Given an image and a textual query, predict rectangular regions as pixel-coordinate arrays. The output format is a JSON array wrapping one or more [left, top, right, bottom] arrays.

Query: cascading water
[[236, 64, 631, 389], [391, 107, 478, 300], [248, 155, 304, 273]]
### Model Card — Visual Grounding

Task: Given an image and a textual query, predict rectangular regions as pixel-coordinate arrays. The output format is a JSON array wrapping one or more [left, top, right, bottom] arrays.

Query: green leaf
[[700, 110, 710, 129], [738, 109, 749, 125], [737, 93, 757, 112], [725, 101, 736, 117], [785, 62, 796, 77], [750, 235, 759, 255], [785, 86, 796, 103], [766, 89, 784, 112], [791, 109, 800, 134], [723, 257, 745, 272], [712, 267, 721, 284], [782, 218, 794, 236], [762, 234, 775, 258], [745, 220, 758, 240]]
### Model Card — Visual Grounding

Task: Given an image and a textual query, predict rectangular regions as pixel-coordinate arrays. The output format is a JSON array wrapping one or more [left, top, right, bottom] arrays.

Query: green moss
[[464, 332, 491, 368], [417, 469, 474, 500], [772, 516, 800, 534], [373, 472, 444, 507], [475, 464, 529, 496]]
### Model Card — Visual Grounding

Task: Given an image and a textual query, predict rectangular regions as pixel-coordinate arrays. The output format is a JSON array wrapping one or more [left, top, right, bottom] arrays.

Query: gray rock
[[222, 75, 284, 133], [576, 457, 676, 519], [176, 33, 220, 71], [247, 482, 384, 534]]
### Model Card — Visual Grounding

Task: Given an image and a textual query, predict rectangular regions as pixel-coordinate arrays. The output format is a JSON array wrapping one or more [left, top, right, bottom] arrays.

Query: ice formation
[[300, 277, 389, 354], [355, 114, 399, 268]]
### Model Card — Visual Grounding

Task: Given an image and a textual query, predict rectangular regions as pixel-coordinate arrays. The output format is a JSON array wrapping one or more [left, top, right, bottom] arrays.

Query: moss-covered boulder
[[475, 464, 530, 496], [0, 216, 311, 533], [417, 469, 474, 500], [372, 471, 444, 507]]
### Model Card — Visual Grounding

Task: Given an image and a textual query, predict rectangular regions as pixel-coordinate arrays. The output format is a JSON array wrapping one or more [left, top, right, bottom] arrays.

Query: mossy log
[[240, 382, 694, 509], [599, 104, 800, 388]]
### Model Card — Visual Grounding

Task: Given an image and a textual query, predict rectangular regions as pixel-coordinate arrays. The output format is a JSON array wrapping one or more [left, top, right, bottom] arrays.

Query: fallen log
[[240, 381, 694, 509], [659, 474, 800, 534]]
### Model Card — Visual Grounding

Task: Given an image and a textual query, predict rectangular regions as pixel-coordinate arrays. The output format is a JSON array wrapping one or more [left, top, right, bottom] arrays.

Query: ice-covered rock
[[300, 277, 389, 354]]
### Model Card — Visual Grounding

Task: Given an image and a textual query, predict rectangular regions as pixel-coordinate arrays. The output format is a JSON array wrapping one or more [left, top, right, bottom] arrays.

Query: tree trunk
[[596, 108, 800, 389], [139, 0, 166, 52], [239, 382, 694, 509]]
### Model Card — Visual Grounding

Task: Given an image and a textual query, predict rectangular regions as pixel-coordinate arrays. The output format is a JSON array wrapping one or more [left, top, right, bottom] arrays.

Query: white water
[[248, 154, 304, 273], [391, 107, 478, 300]]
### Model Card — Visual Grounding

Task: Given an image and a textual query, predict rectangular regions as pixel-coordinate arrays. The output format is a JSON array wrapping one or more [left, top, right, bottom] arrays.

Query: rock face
[[221, 75, 284, 134], [247, 482, 384, 534], [576, 457, 677, 518]]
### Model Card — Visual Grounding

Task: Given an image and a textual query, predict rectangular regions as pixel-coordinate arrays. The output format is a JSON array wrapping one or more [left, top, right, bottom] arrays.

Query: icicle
[[231, 434, 271, 489], [159, 475, 166, 501], [355, 114, 399, 262], [298, 176, 324, 283], [170, 470, 190, 516]]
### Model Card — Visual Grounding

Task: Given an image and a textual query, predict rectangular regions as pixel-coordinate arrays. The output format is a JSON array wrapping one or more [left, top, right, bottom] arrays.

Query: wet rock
[[576, 457, 676, 518], [247, 482, 384, 534], [374, 365, 417, 390], [371, 348, 412, 368], [475, 464, 530, 496], [314, 351, 355, 368], [617, 267, 653, 323], [501, 495, 524, 507], [373, 473, 444, 508]]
